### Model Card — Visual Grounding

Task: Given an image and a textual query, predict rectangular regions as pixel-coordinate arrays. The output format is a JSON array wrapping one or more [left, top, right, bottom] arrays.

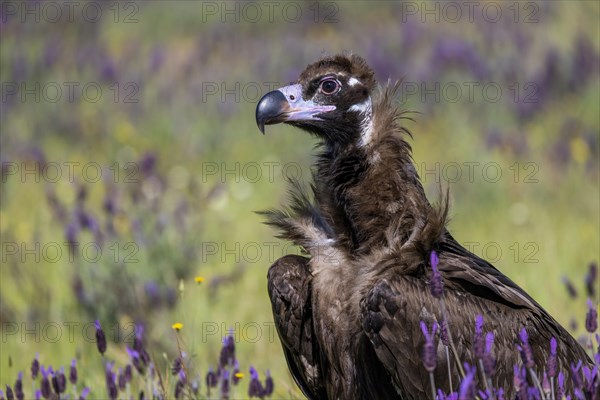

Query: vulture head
[[256, 54, 377, 146]]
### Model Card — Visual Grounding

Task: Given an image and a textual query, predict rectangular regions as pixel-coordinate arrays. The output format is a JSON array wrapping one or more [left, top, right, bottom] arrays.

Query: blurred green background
[[1, 1, 598, 398]]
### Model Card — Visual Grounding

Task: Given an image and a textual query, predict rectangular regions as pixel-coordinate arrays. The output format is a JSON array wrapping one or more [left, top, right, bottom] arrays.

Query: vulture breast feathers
[[255, 55, 592, 399]]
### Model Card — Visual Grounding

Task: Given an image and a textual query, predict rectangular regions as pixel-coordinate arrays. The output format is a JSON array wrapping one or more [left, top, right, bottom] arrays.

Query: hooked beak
[[255, 84, 336, 134]]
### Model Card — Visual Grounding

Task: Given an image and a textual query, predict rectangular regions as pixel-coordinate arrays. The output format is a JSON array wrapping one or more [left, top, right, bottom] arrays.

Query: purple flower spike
[[171, 355, 183, 376], [14, 372, 23, 400], [561, 276, 578, 298], [264, 370, 274, 396], [126, 347, 144, 374], [219, 332, 236, 368], [4, 386, 13, 400], [585, 299, 598, 333], [105, 362, 118, 400], [473, 315, 485, 359], [429, 251, 444, 298], [430, 250, 439, 268], [206, 367, 217, 388], [178, 369, 186, 384], [571, 361, 583, 390], [439, 319, 450, 346], [420, 321, 439, 372], [582, 365, 596, 387], [118, 369, 126, 391], [174, 379, 184, 399], [70, 359, 77, 385], [541, 370, 551, 395], [513, 364, 528, 398], [221, 370, 230, 398], [518, 327, 535, 368], [548, 337, 558, 378], [79, 387, 90, 400], [495, 388, 505, 400], [40, 367, 51, 399], [51, 371, 60, 395], [483, 332, 496, 376], [31, 354, 40, 380], [124, 365, 133, 383], [248, 367, 265, 398], [95, 320, 107, 355], [459, 363, 476, 400], [57, 367, 66, 393], [485, 331, 494, 353], [557, 371, 565, 399]]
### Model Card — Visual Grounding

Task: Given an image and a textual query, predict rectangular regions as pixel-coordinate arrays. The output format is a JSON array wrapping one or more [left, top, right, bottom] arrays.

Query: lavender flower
[[439, 319, 450, 346], [31, 355, 40, 379], [14, 372, 23, 400], [420, 321, 439, 372], [174, 379, 184, 399], [220, 332, 236, 368], [34, 390, 41, 400], [133, 324, 151, 365], [117, 369, 126, 391], [206, 367, 217, 397], [562, 276, 578, 298], [473, 315, 485, 359], [124, 365, 132, 383], [429, 250, 444, 298], [248, 367, 264, 399], [95, 320, 107, 355], [541, 370, 551, 396], [79, 387, 90, 400], [57, 367, 66, 393], [105, 363, 118, 400], [69, 359, 77, 385], [179, 369, 187, 385], [585, 299, 598, 333], [126, 347, 144, 374], [557, 371, 565, 399], [459, 363, 476, 400], [513, 364, 528, 398], [571, 361, 583, 391], [581, 365, 598, 393], [264, 370, 274, 396], [172, 355, 183, 375], [4, 386, 13, 400], [482, 332, 496, 377], [40, 367, 51, 399], [527, 387, 541, 399], [495, 388, 505, 400], [51, 371, 59, 394], [547, 337, 558, 378], [221, 370, 230, 399], [518, 327, 535, 368], [139, 152, 157, 176]]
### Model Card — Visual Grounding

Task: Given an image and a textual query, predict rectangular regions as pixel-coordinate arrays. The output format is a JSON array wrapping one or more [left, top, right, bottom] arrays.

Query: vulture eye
[[319, 79, 340, 95]]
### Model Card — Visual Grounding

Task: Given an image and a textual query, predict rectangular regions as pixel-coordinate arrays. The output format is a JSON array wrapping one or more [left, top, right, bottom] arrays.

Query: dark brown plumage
[[256, 54, 592, 399]]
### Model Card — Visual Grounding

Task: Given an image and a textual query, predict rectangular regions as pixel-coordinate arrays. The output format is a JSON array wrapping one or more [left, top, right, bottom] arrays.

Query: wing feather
[[267, 255, 327, 399], [361, 238, 591, 399]]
